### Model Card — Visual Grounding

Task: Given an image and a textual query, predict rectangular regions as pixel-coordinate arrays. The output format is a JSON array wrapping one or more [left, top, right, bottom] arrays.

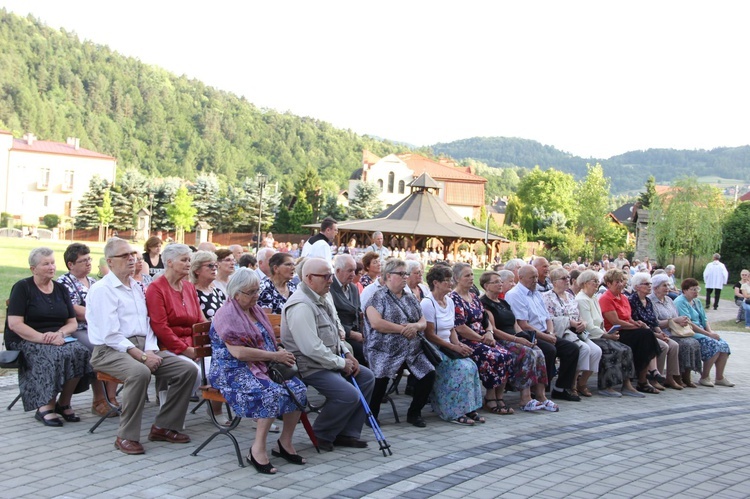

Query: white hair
[[226, 267, 259, 299], [161, 243, 192, 265]]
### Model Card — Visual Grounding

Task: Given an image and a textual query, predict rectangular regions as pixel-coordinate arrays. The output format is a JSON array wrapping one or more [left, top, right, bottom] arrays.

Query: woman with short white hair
[[405, 259, 429, 301]]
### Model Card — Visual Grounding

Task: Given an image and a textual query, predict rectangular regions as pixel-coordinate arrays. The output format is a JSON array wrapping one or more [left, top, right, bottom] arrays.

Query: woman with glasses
[[543, 267, 601, 397], [480, 271, 550, 412], [628, 273, 682, 390], [213, 248, 236, 296], [364, 259, 435, 427], [59, 243, 118, 417], [5, 247, 92, 426], [210, 269, 306, 474], [142, 236, 163, 277], [190, 251, 226, 321], [450, 263, 514, 415], [674, 278, 733, 387], [132, 254, 152, 292], [258, 252, 297, 314], [648, 274, 702, 388]]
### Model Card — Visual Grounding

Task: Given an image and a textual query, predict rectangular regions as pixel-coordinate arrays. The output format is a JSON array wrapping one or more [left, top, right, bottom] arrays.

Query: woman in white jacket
[[703, 253, 729, 311]]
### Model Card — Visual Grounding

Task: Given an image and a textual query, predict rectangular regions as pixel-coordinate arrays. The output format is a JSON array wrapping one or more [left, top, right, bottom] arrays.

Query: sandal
[[540, 399, 560, 412], [636, 382, 660, 394], [55, 403, 80, 422], [577, 386, 593, 397], [466, 411, 486, 423], [450, 415, 475, 426], [486, 399, 514, 415], [647, 370, 667, 385], [520, 399, 544, 412], [247, 450, 276, 475]]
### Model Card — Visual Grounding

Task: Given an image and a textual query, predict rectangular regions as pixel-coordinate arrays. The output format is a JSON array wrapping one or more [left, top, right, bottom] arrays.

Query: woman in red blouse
[[146, 243, 205, 397]]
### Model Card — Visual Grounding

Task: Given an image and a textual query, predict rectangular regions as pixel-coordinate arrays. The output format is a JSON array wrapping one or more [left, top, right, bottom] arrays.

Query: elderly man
[[330, 254, 365, 364], [613, 252, 629, 269], [302, 217, 338, 261], [504, 258, 526, 284], [703, 253, 729, 310], [505, 265, 580, 402], [255, 247, 276, 281], [196, 241, 217, 252], [281, 257, 375, 451], [533, 257, 553, 292], [366, 231, 391, 261], [86, 238, 197, 455], [228, 244, 244, 264]]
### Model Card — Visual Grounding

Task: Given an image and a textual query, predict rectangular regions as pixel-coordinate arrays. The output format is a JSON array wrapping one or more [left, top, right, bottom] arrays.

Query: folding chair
[[88, 372, 123, 433], [3, 299, 22, 411]]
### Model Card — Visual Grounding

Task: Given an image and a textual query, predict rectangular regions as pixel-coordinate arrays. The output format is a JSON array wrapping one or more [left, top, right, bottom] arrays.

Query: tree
[[272, 205, 294, 234], [516, 167, 578, 233], [150, 177, 182, 231], [289, 191, 314, 233], [649, 177, 727, 274], [190, 173, 224, 231], [42, 213, 60, 229], [96, 188, 115, 241], [638, 175, 657, 208], [720, 202, 750, 280], [576, 163, 612, 256], [75, 176, 109, 229], [348, 181, 383, 219], [166, 185, 197, 242]]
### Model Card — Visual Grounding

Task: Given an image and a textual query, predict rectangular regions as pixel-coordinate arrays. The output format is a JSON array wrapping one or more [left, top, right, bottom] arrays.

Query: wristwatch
[[140, 354, 148, 363]]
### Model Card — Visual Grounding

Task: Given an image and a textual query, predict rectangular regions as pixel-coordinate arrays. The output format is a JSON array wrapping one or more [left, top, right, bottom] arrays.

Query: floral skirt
[[591, 338, 634, 389], [459, 338, 513, 389], [430, 353, 483, 421], [497, 339, 548, 390], [671, 336, 702, 373], [693, 333, 731, 361]]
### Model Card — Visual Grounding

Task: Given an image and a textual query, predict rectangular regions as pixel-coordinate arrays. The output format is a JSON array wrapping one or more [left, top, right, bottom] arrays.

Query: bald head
[[303, 258, 333, 295], [517, 265, 539, 291], [532, 257, 550, 280], [197, 242, 217, 252]]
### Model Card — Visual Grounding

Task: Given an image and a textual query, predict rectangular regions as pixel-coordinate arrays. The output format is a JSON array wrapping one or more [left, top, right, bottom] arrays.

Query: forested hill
[[0, 10, 402, 192], [431, 138, 750, 194]]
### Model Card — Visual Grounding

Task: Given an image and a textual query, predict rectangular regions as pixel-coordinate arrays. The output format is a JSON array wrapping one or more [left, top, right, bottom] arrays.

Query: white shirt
[[367, 244, 391, 261], [302, 239, 332, 261], [421, 295, 455, 342], [703, 260, 728, 289], [86, 272, 158, 352], [359, 278, 383, 313]]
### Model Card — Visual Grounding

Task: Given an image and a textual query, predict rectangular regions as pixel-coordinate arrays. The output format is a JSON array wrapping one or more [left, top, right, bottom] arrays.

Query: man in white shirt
[[255, 247, 276, 281], [703, 253, 729, 310], [86, 237, 197, 455], [366, 231, 391, 261], [301, 217, 338, 261]]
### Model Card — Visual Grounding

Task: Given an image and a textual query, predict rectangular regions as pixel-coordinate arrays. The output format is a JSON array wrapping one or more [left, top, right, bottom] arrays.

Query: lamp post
[[256, 173, 267, 253], [148, 193, 154, 237]]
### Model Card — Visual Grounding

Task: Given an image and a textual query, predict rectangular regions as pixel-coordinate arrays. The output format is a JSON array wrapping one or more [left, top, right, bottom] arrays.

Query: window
[[38, 168, 50, 189], [64, 201, 72, 217], [377, 179, 383, 191], [398, 180, 405, 194], [63, 170, 74, 191], [43, 195, 49, 207], [387, 172, 395, 193]]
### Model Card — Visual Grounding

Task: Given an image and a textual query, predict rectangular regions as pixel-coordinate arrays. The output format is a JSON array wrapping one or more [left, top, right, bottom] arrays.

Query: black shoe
[[551, 389, 581, 402], [246, 450, 276, 474], [647, 370, 667, 385], [272, 440, 306, 464], [35, 409, 63, 427], [317, 439, 334, 452], [406, 415, 427, 427], [55, 403, 80, 422], [334, 435, 368, 448]]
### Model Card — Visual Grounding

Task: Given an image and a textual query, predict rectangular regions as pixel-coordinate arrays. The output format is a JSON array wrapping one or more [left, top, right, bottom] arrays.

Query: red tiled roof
[[444, 182, 485, 207], [397, 153, 486, 183], [739, 191, 750, 202], [362, 149, 381, 166], [0, 129, 12, 135], [11, 138, 115, 160]]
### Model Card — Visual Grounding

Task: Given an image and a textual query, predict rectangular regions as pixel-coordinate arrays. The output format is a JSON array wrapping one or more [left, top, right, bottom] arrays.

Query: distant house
[[0, 131, 117, 227], [349, 150, 487, 220], [610, 202, 636, 225]]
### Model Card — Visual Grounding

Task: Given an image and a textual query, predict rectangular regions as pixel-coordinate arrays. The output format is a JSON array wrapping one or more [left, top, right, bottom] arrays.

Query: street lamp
[[149, 193, 154, 236], [256, 173, 267, 253]]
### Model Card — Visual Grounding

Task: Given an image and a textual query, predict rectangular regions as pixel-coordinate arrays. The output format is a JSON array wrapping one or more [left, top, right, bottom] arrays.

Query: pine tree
[[272, 205, 293, 234], [75, 176, 110, 229], [96, 189, 115, 232], [348, 181, 383, 219], [638, 175, 657, 208], [290, 192, 314, 233], [190, 173, 224, 230], [150, 177, 182, 231]]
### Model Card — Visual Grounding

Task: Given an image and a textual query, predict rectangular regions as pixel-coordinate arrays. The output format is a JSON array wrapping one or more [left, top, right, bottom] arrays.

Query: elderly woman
[[354, 261, 365, 294], [359, 251, 382, 288], [142, 236, 163, 276], [364, 259, 435, 427], [132, 254, 152, 293], [543, 267, 602, 397], [480, 271, 552, 412], [628, 272, 682, 390], [674, 278, 733, 387], [146, 244, 205, 397], [5, 247, 92, 426], [213, 248, 236, 295], [575, 270, 640, 397], [58, 243, 117, 416], [599, 268, 662, 394], [258, 252, 297, 314], [190, 251, 226, 321], [734, 269, 750, 325], [405, 260, 429, 301], [209, 269, 306, 474], [420, 265, 483, 424], [450, 263, 516, 413], [649, 274, 702, 388]]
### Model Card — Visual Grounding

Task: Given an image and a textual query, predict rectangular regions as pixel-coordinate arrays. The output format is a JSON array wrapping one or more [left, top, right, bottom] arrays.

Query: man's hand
[[144, 351, 162, 372], [342, 356, 356, 376], [349, 331, 364, 343], [539, 331, 556, 344]]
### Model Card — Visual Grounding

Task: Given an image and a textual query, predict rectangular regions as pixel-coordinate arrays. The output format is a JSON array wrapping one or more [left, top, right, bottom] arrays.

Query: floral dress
[[359, 274, 374, 288], [674, 296, 731, 360], [649, 294, 702, 373], [208, 320, 306, 419], [258, 279, 297, 314], [58, 273, 96, 331], [450, 291, 512, 389]]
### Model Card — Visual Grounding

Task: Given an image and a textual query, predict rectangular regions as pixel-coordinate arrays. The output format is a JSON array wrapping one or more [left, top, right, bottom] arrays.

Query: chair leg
[[89, 379, 121, 433], [6, 392, 21, 411], [190, 398, 206, 415], [191, 416, 244, 467]]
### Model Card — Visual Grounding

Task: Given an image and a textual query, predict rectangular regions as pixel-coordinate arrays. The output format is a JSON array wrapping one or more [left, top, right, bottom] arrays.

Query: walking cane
[[342, 354, 392, 456], [271, 367, 320, 453]]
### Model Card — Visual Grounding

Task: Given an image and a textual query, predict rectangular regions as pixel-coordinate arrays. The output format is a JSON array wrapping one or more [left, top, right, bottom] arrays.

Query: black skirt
[[617, 328, 661, 373]]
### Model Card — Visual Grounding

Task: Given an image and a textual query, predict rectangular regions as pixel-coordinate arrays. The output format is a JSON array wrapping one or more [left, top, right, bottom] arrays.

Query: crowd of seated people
[[4, 239, 738, 474]]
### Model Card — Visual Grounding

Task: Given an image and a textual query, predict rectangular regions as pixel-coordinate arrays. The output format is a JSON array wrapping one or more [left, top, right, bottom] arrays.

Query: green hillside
[[0, 10, 401, 192], [432, 138, 750, 193]]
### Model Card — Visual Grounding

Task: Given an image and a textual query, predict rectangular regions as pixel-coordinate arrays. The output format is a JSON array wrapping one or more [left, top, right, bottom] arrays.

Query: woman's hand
[[481, 331, 496, 346], [401, 323, 419, 339], [44, 332, 65, 346], [182, 347, 197, 360], [604, 331, 620, 341], [674, 316, 689, 327], [274, 349, 296, 367], [570, 320, 586, 333], [515, 336, 533, 348], [453, 343, 474, 357]]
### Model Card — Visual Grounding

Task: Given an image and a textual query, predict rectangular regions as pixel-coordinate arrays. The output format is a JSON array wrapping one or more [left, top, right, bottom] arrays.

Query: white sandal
[[540, 399, 560, 412], [520, 399, 544, 412]]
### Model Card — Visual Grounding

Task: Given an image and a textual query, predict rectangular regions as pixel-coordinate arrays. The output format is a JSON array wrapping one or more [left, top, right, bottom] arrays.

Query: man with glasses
[[86, 237, 197, 455], [281, 257, 374, 452], [330, 254, 366, 364]]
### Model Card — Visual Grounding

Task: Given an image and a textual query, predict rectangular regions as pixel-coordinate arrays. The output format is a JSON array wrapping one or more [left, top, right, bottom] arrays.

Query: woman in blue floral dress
[[450, 263, 514, 415], [421, 265, 483, 425], [209, 268, 307, 474]]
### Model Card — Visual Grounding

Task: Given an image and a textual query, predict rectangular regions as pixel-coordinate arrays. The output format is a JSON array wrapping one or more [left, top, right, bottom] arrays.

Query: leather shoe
[[333, 435, 368, 448], [115, 437, 145, 455], [317, 439, 334, 452], [406, 415, 427, 427], [148, 425, 191, 443], [551, 389, 581, 402]]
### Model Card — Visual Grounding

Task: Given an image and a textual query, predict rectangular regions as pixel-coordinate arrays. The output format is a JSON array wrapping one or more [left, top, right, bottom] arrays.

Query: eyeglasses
[[111, 251, 138, 260], [486, 280, 502, 286], [556, 277, 570, 282], [389, 271, 408, 278], [639, 282, 652, 286], [239, 288, 259, 297], [74, 257, 92, 264], [204, 263, 218, 269], [309, 273, 334, 281], [689, 286, 701, 293]]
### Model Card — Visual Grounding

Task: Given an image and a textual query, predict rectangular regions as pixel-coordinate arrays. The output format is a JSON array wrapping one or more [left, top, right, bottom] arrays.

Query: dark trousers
[[371, 371, 435, 420], [706, 288, 721, 309], [517, 331, 579, 391]]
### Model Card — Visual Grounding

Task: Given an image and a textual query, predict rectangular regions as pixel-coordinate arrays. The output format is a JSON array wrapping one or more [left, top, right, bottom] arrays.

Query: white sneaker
[[715, 377, 735, 387], [699, 377, 714, 387]]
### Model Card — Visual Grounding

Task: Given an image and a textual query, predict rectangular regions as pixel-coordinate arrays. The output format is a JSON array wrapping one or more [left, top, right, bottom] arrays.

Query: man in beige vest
[[281, 257, 375, 452]]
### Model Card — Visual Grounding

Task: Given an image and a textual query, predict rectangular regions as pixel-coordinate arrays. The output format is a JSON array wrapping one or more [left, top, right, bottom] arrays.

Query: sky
[[2, 1, 750, 159]]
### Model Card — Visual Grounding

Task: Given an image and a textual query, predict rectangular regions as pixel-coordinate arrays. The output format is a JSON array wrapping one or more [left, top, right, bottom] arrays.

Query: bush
[[42, 213, 60, 229], [0, 212, 10, 228]]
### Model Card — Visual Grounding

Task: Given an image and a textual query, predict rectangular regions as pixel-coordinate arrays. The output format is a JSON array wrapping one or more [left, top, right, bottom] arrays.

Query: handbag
[[0, 350, 21, 368], [267, 361, 299, 384], [418, 333, 443, 366], [668, 318, 695, 338]]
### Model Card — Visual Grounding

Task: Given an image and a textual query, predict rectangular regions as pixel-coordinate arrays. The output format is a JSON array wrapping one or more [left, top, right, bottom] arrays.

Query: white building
[[0, 131, 117, 226]]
